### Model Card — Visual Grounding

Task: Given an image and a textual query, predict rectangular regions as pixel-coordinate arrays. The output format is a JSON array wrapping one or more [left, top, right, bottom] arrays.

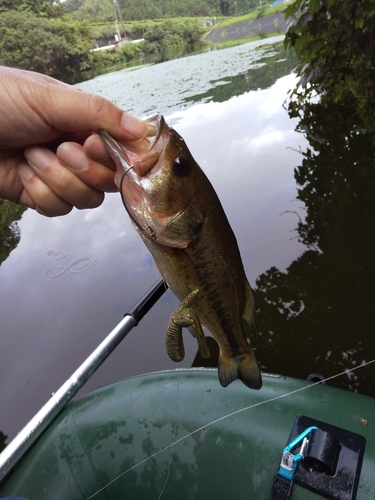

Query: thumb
[[44, 85, 148, 142]]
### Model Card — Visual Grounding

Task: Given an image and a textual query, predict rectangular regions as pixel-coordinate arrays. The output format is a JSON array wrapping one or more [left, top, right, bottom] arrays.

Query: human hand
[[0, 66, 147, 216]]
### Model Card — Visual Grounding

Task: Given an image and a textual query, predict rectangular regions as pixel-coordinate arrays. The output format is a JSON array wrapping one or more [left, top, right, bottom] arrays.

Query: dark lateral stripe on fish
[[209, 302, 243, 349], [100, 115, 262, 391]]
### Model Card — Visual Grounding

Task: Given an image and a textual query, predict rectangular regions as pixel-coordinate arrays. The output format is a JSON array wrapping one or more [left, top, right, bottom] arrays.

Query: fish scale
[[99, 115, 262, 390]]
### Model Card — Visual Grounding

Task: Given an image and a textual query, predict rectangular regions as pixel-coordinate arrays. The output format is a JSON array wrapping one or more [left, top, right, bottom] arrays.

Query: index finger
[[44, 88, 147, 142]]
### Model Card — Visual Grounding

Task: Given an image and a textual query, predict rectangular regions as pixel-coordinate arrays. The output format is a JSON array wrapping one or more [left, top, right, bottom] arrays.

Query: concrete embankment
[[203, 12, 286, 43]]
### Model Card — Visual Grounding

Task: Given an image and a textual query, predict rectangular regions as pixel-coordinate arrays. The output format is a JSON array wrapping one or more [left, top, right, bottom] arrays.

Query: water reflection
[[184, 45, 296, 105], [76, 36, 286, 118], [0, 38, 306, 443], [1, 34, 373, 458], [92, 41, 211, 79], [45, 254, 96, 279], [255, 92, 375, 395], [0, 431, 6, 453], [0, 200, 26, 266]]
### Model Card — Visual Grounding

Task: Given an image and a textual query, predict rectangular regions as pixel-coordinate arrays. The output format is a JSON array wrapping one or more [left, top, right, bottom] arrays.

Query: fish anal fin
[[218, 350, 262, 390]]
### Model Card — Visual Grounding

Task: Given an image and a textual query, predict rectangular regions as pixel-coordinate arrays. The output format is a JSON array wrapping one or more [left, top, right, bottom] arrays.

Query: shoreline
[[203, 12, 286, 43]]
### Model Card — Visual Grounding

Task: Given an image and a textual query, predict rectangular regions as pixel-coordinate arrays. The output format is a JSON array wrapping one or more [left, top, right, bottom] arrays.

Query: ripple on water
[[45, 256, 96, 278]]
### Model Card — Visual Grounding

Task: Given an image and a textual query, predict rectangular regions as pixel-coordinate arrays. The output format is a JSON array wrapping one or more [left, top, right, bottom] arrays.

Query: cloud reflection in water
[[0, 42, 307, 441]]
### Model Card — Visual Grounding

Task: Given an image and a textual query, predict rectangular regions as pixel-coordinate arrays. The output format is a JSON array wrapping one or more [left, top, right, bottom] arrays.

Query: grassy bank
[[90, 5, 290, 44], [91, 17, 215, 41], [209, 31, 285, 49], [213, 2, 291, 30]]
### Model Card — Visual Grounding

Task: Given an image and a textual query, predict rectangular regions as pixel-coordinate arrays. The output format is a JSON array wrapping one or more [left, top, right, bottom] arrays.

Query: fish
[[99, 115, 262, 390]]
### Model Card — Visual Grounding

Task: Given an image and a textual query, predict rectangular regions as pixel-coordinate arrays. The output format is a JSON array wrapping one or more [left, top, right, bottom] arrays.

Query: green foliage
[[92, 19, 204, 70], [118, 41, 142, 59], [0, 0, 64, 17], [231, 0, 268, 16], [90, 20, 155, 40], [0, 11, 97, 83], [283, 0, 375, 261], [69, 0, 115, 23], [284, 0, 375, 132], [253, 0, 375, 394], [216, 3, 287, 29], [63, 0, 85, 14], [143, 19, 205, 53], [113, 0, 269, 21], [93, 40, 142, 69], [0, 200, 26, 267], [118, 0, 212, 20], [119, 0, 163, 20]]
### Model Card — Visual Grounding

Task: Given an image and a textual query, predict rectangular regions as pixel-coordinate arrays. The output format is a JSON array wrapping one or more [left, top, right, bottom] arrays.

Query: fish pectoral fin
[[218, 350, 262, 390], [166, 290, 210, 362]]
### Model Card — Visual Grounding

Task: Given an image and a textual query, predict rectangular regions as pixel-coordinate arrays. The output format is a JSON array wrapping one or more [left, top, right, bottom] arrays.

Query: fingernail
[[121, 112, 147, 138], [25, 147, 53, 171], [18, 165, 35, 182]]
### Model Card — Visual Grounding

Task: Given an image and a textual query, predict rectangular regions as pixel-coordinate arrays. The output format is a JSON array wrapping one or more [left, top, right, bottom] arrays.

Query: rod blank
[[0, 278, 167, 483]]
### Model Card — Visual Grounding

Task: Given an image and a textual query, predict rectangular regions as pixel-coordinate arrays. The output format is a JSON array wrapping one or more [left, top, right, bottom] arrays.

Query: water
[[1, 35, 374, 445], [93, 41, 210, 77]]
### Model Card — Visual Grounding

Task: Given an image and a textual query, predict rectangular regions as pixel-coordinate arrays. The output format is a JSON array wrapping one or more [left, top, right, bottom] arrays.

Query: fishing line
[[85, 358, 375, 499], [119, 170, 135, 221], [156, 368, 180, 500]]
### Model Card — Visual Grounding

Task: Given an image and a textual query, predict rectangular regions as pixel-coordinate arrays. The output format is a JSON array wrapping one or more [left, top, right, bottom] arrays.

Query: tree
[[115, 0, 271, 21], [143, 19, 204, 54], [63, 0, 85, 14], [0, 0, 64, 17], [284, 0, 375, 133], [69, 0, 115, 23], [0, 11, 96, 83]]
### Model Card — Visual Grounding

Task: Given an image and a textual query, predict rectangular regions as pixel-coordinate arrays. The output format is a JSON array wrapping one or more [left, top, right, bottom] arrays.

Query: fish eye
[[173, 157, 190, 177]]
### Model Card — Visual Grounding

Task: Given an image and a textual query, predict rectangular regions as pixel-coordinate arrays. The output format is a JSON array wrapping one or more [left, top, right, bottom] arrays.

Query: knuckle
[[89, 94, 108, 121]]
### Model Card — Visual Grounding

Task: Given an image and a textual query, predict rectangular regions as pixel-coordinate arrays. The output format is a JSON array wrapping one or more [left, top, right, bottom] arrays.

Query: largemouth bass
[[99, 115, 262, 390]]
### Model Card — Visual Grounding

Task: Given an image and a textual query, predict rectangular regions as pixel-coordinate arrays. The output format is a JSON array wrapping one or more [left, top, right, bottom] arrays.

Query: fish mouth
[[99, 114, 173, 239], [99, 114, 201, 249], [99, 114, 169, 185]]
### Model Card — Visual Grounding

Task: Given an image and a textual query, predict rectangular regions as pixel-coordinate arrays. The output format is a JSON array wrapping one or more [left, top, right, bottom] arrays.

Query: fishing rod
[[0, 278, 168, 483]]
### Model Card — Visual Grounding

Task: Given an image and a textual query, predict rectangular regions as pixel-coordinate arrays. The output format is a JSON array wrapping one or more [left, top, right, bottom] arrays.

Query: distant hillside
[[63, 0, 273, 22]]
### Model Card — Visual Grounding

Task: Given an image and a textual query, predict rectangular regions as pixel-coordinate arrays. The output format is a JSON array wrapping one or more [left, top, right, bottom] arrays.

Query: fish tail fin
[[218, 350, 262, 390], [237, 352, 262, 389]]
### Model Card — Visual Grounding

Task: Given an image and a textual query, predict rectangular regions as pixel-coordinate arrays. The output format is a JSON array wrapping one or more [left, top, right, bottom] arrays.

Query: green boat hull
[[1, 369, 374, 499]]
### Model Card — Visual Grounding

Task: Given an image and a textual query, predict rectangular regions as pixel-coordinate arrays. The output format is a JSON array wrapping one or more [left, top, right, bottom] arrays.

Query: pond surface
[[1, 35, 374, 445]]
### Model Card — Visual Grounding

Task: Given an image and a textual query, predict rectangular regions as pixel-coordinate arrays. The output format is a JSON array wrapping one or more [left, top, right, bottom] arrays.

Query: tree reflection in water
[[255, 95, 375, 396], [0, 200, 26, 267], [0, 431, 7, 453]]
